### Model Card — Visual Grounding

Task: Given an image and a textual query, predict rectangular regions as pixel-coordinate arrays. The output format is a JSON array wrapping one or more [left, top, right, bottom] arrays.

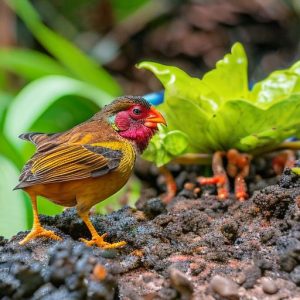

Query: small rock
[[242, 266, 262, 289], [290, 266, 300, 285], [184, 182, 195, 191], [280, 255, 298, 272], [220, 219, 239, 242], [143, 198, 167, 218], [235, 273, 246, 285], [261, 277, 278, 294], [210, 275, 240, 300], [169, 268, 193, 300]]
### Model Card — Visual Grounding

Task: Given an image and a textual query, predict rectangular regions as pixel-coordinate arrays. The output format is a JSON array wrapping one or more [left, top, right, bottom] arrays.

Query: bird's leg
[[198, 151, 229, 199], [226, 149, 251, 201], [78, 211, 126, 249], [159, 166, 177, 203], [19, 191, 61, 245], [272, 150, 296, 175]]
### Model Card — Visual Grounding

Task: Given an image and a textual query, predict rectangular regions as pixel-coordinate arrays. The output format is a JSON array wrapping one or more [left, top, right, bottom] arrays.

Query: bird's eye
[[133, 108, 141, 115]]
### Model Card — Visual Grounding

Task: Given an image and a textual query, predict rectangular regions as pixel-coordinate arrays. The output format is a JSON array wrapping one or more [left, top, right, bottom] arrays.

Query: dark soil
[[2, 167, 300, 299]]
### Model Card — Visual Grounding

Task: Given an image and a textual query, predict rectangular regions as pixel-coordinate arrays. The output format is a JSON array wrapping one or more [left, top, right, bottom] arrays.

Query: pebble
[[210, 275, 240, 300], [184, 182, 195, 191], [290, 266, 300, 286], [235, 273, 246, 285], [169, 268, 193, 299], [261, 277, 278, 294]]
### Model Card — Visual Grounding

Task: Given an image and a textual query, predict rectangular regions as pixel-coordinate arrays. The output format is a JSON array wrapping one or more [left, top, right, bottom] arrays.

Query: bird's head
[[99, 96, 166, 152]]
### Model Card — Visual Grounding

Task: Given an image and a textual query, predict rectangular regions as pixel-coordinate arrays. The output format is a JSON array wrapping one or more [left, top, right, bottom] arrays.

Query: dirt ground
[[1, 165, 300, 299]]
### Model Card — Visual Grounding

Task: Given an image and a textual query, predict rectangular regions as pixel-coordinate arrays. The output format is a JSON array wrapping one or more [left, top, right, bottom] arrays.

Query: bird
[[15, 96, 166, 249]]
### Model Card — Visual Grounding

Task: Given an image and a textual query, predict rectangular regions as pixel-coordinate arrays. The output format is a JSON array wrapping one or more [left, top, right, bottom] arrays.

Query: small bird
[[15, 96, 166, 249]]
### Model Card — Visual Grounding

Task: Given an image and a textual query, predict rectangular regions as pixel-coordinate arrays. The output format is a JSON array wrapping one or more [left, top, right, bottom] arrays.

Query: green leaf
[[4, 75, 114, 148], [0, 48, 72, 80], [0, 132, 24, 168], [0, 155, 27, 237], [161, 95, 212, 152], [137, 61, 219, 114], [207, 95, 300, 152], [7, 0, 122, 96], [164, 130, 189, 156], [292, 167, 300, 175], [142, 127, 188, 166], [250, 61, 300, 108], [202, 42, 249, 102], [111, 0, 150, 21], [0, 91, 12, 129]]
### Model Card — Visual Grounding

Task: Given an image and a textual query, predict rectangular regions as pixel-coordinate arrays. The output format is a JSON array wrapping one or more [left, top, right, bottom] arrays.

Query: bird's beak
[[144, 106, 167, 129]]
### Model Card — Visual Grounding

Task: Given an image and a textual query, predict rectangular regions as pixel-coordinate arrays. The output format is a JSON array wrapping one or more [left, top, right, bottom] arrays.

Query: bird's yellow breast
[[26, 140, 136, 212]]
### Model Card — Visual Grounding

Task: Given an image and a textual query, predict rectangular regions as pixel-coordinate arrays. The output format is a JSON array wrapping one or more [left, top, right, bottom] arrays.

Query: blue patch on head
[[143, 90, 164, 106]]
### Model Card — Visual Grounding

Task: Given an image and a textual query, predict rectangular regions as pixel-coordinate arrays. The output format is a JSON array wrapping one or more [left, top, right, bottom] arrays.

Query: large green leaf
[[161, 95, 211, 152], [207, 95, 300, 152], [0, 155, 27, 237], [6, 0, 121, 96], [137, 62, 219, 114], [4, 75, 113, 148], [0, 48, 71, 80], [201, 42, 249, 102], [250, 61, 300, 108]]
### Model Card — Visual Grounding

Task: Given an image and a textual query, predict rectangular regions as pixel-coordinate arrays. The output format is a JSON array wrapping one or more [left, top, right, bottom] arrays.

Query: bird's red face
[[114, 103, 166, 152]]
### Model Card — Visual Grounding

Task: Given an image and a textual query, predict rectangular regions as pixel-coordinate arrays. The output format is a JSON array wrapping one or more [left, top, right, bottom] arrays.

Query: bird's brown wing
[[19, 132, 63, 152], [15, 143, 122, 189]]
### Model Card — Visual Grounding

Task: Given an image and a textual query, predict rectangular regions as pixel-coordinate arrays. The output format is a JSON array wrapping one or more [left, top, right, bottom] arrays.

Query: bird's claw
[[19, 226, 62, 245], [80, 233, 126, 249]]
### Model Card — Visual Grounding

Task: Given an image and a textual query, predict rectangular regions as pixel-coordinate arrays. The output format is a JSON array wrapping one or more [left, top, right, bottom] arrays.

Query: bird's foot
[[19, 226, 62, 245], [80, 233, 126, 249], [159, 166, 177, 204]]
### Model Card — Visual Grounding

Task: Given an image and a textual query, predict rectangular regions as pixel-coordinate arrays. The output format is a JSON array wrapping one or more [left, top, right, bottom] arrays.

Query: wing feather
[[15, 143, 123, 188]]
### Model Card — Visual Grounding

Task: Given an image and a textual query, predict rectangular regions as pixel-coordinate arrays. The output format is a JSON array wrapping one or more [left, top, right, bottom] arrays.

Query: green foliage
[[143, 125, 188, 167], [292, 167, 300, 175], [0, 0, 130, 237], [0, 49, 72, 81], [0, 156, 27, 237], [111, 0, 150, 20], [7, 0, 121, 95], [138, 43, 300, 166]]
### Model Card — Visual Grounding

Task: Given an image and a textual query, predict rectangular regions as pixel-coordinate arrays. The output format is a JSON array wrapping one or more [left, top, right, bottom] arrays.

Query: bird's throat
[[118, 127, 155, 153]]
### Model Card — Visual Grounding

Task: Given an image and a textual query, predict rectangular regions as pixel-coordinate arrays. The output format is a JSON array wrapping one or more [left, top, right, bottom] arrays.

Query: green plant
[[138, 42, 300, 166]]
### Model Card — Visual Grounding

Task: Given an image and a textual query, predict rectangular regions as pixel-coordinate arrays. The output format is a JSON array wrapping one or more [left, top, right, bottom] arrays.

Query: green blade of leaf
[[0, 155, 28, 237], [0, 91, 12, 129], [4, 75, 113, 148], [7, 0, 122, 96], [0, 132, 24, 168], [0, 48, 72, 80]]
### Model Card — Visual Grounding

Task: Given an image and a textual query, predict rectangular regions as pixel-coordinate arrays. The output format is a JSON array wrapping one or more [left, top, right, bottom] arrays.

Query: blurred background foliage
[[1, 0, 300, 237]]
